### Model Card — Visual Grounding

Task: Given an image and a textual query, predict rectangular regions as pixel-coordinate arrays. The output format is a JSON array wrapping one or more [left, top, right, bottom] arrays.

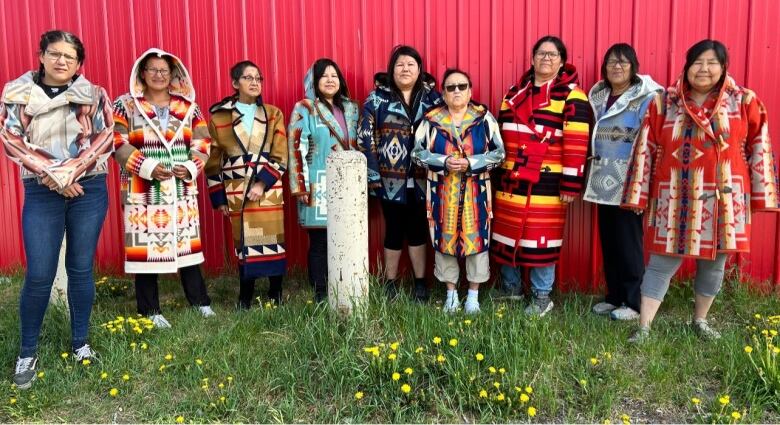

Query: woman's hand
[[299, 194, 310, 204], [172, 165, 192, 180], [445, 157, 469, 173], [246, 181, 266, 201], [40, 175, 60, 191], [217, 205, 230, 217], [61, 182, 84, 198], [151, 164, 173, 181]]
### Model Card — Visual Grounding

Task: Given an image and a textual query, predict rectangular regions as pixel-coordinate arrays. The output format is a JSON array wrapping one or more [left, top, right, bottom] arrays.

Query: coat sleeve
[[180, 104, 211, 183], [205, 118, 227, 208], [113, 97, 160, 181], [357, 91, 382, 189], [559, 87, 592, 196], [255, 106, 288, 188], [621, 93, 663, 210], [411, 119, 449, 175], [744, 92, 780, 211], [466, 112, 506, 175], [0, 88, 115, 190], [287, 102, 312, 196]]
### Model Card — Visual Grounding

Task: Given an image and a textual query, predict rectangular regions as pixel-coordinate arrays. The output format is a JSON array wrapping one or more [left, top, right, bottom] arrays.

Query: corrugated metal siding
[[0, 0, 778, 289]]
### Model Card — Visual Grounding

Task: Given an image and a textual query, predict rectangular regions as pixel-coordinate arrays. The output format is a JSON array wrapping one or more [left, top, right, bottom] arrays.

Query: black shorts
[[381, 189, 428, 250]]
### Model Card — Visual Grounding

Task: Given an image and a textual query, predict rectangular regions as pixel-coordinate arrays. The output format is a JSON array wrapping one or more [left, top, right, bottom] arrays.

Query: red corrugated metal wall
[[1, 0, 778, 290]]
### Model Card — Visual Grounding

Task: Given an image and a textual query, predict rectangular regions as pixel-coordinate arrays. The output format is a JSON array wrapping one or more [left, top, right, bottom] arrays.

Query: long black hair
[[37, 30, 85, 82], [600, 43, 641, 87], [311, 58, 349, 112], [683, 39, 729, 90], [386, 45, 425, 107]]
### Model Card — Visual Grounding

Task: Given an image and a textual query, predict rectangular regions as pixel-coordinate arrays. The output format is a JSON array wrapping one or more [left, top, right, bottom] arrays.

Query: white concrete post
[[50, 239, 69, 309], [326, 151, 369, 316]]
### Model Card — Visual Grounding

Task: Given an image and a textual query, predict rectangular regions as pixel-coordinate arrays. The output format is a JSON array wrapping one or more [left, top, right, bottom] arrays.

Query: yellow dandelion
[[488, 366, 497, 374], [201, 384, 208, 391], [82, 359, 91, 366], [475, 353, 485, 362], [433, 336, 442, 345], [196, 358, 203, 365], [164, 354, 173, 361], [392, 372, 401, 381], [227, 376, 234, 383], [691, 397, 701, 405], [520, 393, 530, 403], [130, 342, 137, 349], [499, 367, 506, 374], [175, 416, 184, 424], [605, 352, 613, 360], [590, 357, 599, 366], [37, 371, 45, 378], [621, 414, 630, 424], [404, 368, 413, 375], [525, 386, 533, 394], [218, 382, 224, 389], [219, 396, 226, 402], [773, 347, 780, 354], [60, 352, 69, 359], [415, 347, 424, 354], [354, 391, 364, 400], [159, 364, 166, 372], [390, 342, 399, 351], [580, 379, 587, 386], [109, 388, 119, 397], [479, 389, 488, 398], [401, 383, 411, 394], [755, 314, 762, 319], [493, 382, 501, 389], [449, 338, 458, 347], [744, 346, 753, 354], [122, 374, 130, 381], [437, 354, 446, 363], [528, 406, 537, 417], [771, 330, 778, 337], [10, 397, 17, 405], [100, 372, 108, 380], [306, 300, 313, 304], [496, 313, 504, 319], [731, 411, 741, 420], [496, 393, 506, 401], [387, 353, 397, 361], [604, 420, 611, 425], [141, 343, 148, 350], [719, 395, 730, 405], [464, 319, 472, 326]]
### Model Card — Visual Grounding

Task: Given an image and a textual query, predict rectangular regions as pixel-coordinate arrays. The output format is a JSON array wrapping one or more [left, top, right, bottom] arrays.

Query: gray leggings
[[640, 253, 728, 301]]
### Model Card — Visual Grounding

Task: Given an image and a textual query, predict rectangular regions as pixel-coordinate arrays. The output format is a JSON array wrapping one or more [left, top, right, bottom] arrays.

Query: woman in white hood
[[113, 48, 214, 328]]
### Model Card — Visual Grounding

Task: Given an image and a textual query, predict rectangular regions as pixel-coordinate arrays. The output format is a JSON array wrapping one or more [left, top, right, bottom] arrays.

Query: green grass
[[0, 272, 778, 423]]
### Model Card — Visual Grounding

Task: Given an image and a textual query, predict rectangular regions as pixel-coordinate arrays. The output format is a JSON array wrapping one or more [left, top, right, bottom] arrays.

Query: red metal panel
[[0, 0, 777, 288]]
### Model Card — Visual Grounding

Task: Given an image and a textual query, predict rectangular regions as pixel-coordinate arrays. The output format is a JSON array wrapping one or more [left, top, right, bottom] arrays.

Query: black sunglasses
[[444, 83, 470, 93]]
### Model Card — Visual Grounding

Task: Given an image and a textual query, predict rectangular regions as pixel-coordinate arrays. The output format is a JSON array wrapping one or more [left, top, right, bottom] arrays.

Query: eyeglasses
[[44, 50, 78, 65], [606, 60, 631, 68], [444, 83, 469, 93], [534, 51, 560, 60], [145, 68, 171, 77], [240, 76, 263, 83]]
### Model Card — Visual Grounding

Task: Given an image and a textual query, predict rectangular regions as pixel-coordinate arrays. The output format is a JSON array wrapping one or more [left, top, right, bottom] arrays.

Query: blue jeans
[[19, 175, 108, 357], [500, 264, 556, 297]]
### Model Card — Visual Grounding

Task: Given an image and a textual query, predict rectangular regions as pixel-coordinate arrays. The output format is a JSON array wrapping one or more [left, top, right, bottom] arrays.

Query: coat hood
[[130, 48, 195, 102], [589, 74, 663, 105], [2, 71, 96, 112]]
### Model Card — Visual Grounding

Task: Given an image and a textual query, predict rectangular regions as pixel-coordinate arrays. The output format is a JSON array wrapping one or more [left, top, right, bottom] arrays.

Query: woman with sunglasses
[[288, 58, 358, 303], [113, 49, 214, 327], [584, 43, 662, 321], [206, 61, 288, 309], [412, 69, 505, 313], [358, 45, 442, 301], [1, 30, 114, 389], [491, 35, 593, 317]]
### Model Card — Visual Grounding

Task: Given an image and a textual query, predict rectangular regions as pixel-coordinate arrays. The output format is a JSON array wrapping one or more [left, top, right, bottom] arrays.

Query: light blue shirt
[[235, 101, 257, 135]]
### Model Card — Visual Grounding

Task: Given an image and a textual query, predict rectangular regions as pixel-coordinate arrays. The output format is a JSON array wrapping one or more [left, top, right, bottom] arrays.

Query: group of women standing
[[2, 29, 777, 389]]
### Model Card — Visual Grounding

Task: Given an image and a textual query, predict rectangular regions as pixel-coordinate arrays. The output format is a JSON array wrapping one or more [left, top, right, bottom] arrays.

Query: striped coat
[[622, 75, 779, 259], [491, 64, 593, 266], [113, 49, 210, 274]]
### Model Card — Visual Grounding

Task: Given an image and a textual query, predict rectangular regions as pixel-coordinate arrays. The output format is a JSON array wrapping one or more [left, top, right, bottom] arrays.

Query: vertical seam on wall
[[211, 0, 222, 94]]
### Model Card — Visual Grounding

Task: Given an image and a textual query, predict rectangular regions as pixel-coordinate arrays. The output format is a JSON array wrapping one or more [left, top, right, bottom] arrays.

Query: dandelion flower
[[731, 411, 741, 420], [10, 397, 17, 405], [392, 372, 401, 381], [449, 338, 458, 347], [390, 342, 399, 351], [621, 414, 630, 424], [437, 354, 446, 363], [164, 354, 173, 361], [773, 347, 780, 354], [691, 397, 701, 405], [493, 382, 501, 389], [525, 386, 533, 394], [227, 376, 234, 383], [590, 357, 599, 366], [109, 388, 119, 397], [82, 359, 91, 366], [496, 313, 504, 319], [520, 393, 530, 403], [755, 313, 762, 319], [130, 342, 137, 349], [37, 371, 45, 378], [496, 393, 506, 401], [122, 374, 130, 381], [219, 396, 226, 402], [404, 368, 413, 375], [141, 343, 148, 350], [528, 406, 537, 417], [60, 352, 69, 359], [218, 383, 224, 389], [475, 353, 485, 362], [719, 395, 730, 405], [354, 391, 364, 400], [175, 416, 184, 424], [100, 372, 108, 380], [401, 383, 411, 394], [387, 353, 397, 361], [415, 347, 424, 354], [479, 389, 488, 398], [196, 359, 203, 365], [488, 366, 497, 374], [201, 384, 208, 390], [433, 336, 442, 345], [464, 319, 472, 326], [744, 346, 753, 354], [603, 420, 611, 425], [580, 379, 587, 386], [499, 367, 506, 374], [159, 364, 166, 372]]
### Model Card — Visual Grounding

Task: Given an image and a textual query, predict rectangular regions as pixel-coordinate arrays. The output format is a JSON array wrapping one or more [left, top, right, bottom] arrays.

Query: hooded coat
[[357, 72, 442, 204], [288, 66, 360, 227], [621, 75, 779, 259], [205, 83, 288, 278], [584, 74, 663, 205], [490, 64, 593, 267], [412, 102, 505, 257], [0, 71, 114, 189], [113, 48, 210, 274]]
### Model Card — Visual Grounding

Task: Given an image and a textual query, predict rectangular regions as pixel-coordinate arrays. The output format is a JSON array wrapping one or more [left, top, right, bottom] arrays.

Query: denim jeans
[[500, 264, 556, 297], [19, 175, 108, 357]]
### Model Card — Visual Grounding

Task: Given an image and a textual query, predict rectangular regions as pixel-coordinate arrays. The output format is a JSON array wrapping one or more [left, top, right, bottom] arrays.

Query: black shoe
[[413, 280, 430, 303], [314, 285, 327, 303], [385, 280, 399, 300]]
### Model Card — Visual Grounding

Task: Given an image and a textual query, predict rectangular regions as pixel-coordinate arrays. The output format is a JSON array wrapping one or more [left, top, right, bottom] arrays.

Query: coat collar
[[231, 103, 268, 154], [312, 98, 359, 150], [589, 74, 662, 121], [2, 71, 95, 117], [424, 103, 487, 148], [668, 74, 737, 140]]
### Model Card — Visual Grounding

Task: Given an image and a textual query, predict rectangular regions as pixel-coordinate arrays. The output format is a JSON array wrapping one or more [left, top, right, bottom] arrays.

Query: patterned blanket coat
[[0, 71, 114, 189], [583, 74, 662, 205], [491, 64, 593, 267], [412, 103, 505, 257], [113, 48, 210, 274], [206, 98, 288, 278], [288, 66, 359, 227], [621, 75, 779, 259], [357, 72, 442, 204]]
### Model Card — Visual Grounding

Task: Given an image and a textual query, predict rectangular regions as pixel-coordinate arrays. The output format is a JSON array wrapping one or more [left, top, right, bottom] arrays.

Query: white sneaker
[[464, 299, 481, 314], [610, 306, 640, 321], [149, 314, 172, 329], [592, 301, 618, 315], [73, 344, 96, 362], [198, 306, 216, 317], [443, 297, 460, 314]]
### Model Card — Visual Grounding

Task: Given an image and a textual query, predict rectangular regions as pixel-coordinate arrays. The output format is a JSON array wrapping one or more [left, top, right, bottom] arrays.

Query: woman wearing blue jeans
[[0, 30, 114, 389]]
